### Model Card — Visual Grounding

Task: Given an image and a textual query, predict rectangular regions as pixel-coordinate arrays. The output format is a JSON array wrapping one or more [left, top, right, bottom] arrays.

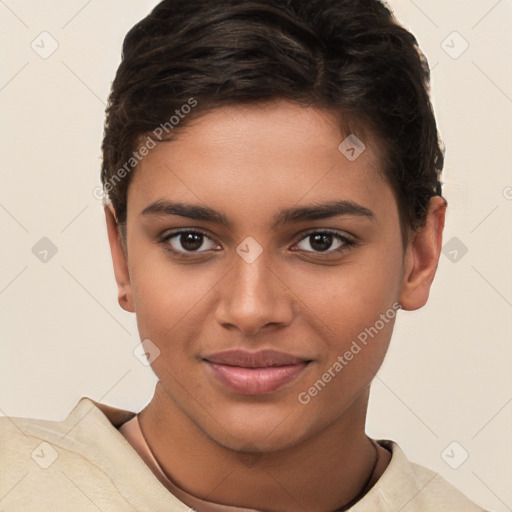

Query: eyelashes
[[158, 228, 356, 258], [292, 229, 355, 254], [160, 229, 220, 254]]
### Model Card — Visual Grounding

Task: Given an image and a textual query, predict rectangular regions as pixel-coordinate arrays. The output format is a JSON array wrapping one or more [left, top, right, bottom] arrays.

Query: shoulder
[[355, 440, 490, 512], [0, 398, 137, 510], [0, 396, 126, 460]]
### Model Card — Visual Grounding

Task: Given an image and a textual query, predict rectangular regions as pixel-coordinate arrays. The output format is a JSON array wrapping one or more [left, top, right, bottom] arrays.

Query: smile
[[203, 349, 312, 395]]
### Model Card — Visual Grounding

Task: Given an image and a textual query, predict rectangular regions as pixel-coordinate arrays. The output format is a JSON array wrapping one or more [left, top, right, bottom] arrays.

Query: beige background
[[1, 1, 511, 510]]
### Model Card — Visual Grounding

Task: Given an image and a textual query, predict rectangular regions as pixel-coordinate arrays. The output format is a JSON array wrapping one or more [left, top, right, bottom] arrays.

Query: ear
[[104, 205, 135, 313], [399, 196, 447, 311]]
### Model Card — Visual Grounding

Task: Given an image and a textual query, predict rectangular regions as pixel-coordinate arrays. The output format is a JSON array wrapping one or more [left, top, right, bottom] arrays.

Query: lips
[[203, 349, 311, 395], [204, 349, 308, 368]]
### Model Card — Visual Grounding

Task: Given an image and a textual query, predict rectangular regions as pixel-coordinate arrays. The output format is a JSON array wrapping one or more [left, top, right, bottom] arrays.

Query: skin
[[105, 100, 446, 511]]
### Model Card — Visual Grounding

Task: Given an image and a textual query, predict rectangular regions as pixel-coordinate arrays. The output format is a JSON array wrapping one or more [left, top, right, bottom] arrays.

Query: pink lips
[[203, 349, 310, 395]]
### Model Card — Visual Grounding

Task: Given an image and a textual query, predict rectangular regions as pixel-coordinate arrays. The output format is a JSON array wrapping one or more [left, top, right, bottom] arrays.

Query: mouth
[[202, 349, 312, 395]]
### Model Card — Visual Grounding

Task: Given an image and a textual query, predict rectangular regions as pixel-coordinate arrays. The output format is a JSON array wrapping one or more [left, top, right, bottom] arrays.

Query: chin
[[201, 401, 316, 454]]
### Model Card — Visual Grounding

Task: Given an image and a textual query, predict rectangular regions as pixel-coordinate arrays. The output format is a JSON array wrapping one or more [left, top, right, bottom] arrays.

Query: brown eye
[[295, 231, 354, 254], [309, 233, 335, 252], [180, 232, 204, 251], [163, 230, 219, 253]]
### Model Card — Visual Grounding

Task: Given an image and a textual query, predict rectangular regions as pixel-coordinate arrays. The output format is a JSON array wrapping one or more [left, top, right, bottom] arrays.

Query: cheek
[[296, 294, 399, 418], [294, 256, 401, 338], [287, 242, 403, 386], [127, 248, 215, 341]]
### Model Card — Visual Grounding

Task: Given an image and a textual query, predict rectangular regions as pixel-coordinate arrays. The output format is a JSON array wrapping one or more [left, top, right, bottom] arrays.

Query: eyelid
[[292, 228, 356, 253], [159, 228, 221, 253], [295, 227, 355, 243], [161, 227, 214, 239], [158, 227, 356, 256]]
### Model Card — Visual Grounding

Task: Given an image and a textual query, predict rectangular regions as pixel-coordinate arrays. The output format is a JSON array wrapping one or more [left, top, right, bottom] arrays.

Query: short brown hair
[[101, 0, 444, 235]]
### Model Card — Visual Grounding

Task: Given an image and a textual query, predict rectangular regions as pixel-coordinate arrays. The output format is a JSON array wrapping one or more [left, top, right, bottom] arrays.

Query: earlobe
[[104, 205, 135, 313], [398, 196, 447, 311]]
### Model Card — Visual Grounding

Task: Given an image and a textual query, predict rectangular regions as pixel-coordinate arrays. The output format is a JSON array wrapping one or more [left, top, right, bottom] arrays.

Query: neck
[[137, 382, 390, 511]]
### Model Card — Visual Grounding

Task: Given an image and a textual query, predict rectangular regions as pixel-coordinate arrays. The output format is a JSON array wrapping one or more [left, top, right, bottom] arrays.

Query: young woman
[[0, 1, 490, 510]]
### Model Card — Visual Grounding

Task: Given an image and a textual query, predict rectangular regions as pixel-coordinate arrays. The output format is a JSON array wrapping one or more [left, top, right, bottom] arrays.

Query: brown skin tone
[[105, 100, 446, 511]]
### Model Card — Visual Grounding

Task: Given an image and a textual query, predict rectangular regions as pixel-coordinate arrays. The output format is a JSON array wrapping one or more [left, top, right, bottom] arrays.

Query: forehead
[[127, 100, 394, 224]]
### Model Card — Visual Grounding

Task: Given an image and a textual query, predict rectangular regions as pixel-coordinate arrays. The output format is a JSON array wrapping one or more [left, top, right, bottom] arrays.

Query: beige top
[[0, 396, 488, 511]]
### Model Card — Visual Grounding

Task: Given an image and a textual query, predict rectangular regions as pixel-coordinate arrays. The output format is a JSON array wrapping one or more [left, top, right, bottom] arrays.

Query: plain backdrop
[[1, 1, 511, 510]]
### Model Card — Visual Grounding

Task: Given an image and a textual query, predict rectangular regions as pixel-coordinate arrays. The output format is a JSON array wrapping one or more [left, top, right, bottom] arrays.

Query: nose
[[214, 251, 294, 336]]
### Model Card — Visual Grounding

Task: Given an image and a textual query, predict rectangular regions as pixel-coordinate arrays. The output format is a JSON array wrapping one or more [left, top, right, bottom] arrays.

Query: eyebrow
[[140, 199, 374, 230]]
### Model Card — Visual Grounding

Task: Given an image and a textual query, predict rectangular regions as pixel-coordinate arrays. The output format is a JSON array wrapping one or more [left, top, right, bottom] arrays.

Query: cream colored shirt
[[0, 396, 488, 511]]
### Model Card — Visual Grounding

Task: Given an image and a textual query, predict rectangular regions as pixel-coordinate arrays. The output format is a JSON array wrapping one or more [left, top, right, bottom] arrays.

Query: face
[[107, 100, 443, 453]]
